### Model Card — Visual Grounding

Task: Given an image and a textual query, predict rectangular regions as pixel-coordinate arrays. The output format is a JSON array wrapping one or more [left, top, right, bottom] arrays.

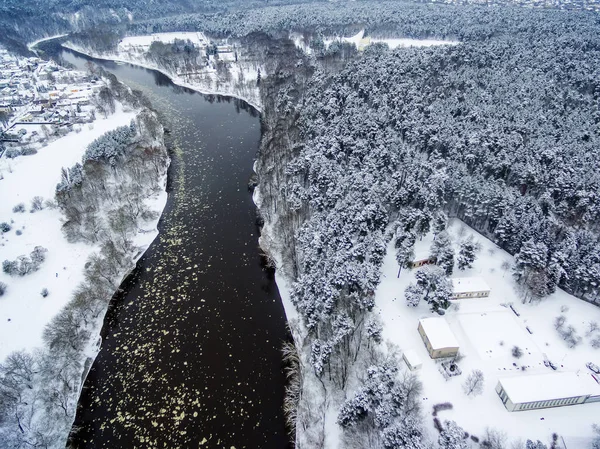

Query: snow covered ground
[[318, 29, 459, 52], [118, 32, 209, 52], [0, 105, 167, 360], [64, 36, 264, 111], [374, 219, 600, 447]]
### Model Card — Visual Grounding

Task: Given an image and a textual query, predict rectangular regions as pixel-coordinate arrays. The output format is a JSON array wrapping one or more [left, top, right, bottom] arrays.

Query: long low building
[[451, 277, 491, 299], [417, 317, 459, 359], [496, 372, 600, 412]]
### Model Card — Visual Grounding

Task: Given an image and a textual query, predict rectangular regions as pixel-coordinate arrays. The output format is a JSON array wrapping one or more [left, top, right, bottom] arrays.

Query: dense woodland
[[253, 3, 600, 448]]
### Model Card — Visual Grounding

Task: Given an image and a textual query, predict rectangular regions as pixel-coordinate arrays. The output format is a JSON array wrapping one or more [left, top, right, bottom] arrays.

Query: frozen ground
[[317, 29, 459, 52], [374, 219, 600, 447], [118, 32, 209, 51], [65, 35, 264, 111], [0, 105, 167, 360]]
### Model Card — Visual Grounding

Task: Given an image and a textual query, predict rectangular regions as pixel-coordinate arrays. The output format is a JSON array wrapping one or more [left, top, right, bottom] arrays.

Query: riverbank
[[0, 49, 170, 444], [62, 41, 264, 112]]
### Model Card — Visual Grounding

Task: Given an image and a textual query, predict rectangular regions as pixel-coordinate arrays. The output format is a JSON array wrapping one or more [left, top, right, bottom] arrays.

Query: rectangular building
[[417, 317, 459, 359], [402, 349, 422, 371], [451, 277, 491, 299], [496, 372, 600, 411], [410, 250, 437, 269]]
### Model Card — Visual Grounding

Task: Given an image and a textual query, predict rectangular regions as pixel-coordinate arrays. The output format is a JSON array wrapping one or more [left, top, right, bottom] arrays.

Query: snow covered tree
[[395, 235, 415, 278], [525, 440, 548, 449], [337, 389, 371, 428], [591, 424, 600, 449], [405, 283, 423, 307], [432, 211, 448, 235], [431, 231, 454, 275], [439, 420, 468, 449], [381, 415, 426, 449], [513, 239, 554, 302], [457, 235, 480, 270], [414, 266, 452, 311], [463, 369, 484, 396]]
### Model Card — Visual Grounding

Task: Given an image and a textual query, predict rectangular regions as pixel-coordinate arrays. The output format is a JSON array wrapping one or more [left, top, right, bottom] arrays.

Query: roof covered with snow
[[403, 349, 422, 367], [452, 277, 491, 294], [499, 372, 600, 404], [418, 317, 459, 350]]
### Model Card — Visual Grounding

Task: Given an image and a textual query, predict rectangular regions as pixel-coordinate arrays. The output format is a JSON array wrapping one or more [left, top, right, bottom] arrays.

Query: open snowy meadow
[[374, 219, 600, 447], [0, 105, 145, 360]]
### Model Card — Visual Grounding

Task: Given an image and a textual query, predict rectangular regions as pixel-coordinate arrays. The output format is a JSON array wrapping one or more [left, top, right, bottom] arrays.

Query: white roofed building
[[402, 349, 422, 371], [451, 277, 491, 299], [496, 372, 600, 412], [417, 317, 459, 359]]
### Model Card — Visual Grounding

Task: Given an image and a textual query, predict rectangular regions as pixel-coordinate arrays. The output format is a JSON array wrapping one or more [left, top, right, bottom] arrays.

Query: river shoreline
[[61, 42, 264, 113], [45, 44, 292, 449]]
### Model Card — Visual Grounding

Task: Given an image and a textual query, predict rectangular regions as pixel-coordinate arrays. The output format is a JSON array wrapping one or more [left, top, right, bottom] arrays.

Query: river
[[43, 45, 291, 449]]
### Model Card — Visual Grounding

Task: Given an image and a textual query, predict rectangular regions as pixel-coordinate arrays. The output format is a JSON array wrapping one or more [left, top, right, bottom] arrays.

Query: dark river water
[[42, 45, 291, 449]]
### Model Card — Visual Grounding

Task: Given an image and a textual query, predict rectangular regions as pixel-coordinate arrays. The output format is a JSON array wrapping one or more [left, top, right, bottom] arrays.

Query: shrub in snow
[[21, 147, 37, 156], [512, 346, 523, 358], [5, 149, 21, 158], [3, 246, 48, 277], [432, 402, 453, 416], [0, 222, 11, 233], [12, 203, 25, 213], [463, 369, 484, 396], [2, 260, 18, 275], [0, 281, 6, 296], [15, 230, 22, 236], [555, 315, 582, 348], [30, 196, 44, 212], [526, 440, 548, 449], [40, 288, 49, 297], [482, 428, 507, 449], [591, 337, 600, 350], [587, 321, 599, 336]]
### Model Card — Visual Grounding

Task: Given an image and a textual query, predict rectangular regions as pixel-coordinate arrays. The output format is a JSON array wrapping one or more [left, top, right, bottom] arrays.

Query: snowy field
[[0, 105, 167, 360], [118, 32, 208, 51], [66, 32, 264, 111], [374, 219, 600, 447], [318, 29, 459, 51]]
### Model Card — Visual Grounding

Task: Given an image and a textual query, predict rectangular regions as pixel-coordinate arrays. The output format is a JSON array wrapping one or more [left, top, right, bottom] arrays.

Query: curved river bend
[[50, 47, 291, 449]]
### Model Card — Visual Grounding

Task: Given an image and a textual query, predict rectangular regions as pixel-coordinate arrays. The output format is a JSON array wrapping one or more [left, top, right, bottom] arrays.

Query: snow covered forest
[[253, 3, 600, 448], [0, 0, 599, 447], [0, 69, 168, 447]]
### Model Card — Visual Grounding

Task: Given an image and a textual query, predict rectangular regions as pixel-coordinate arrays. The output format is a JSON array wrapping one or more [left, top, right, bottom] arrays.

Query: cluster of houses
[[402, 258, 600, 413], [0, 47, 101, 147]]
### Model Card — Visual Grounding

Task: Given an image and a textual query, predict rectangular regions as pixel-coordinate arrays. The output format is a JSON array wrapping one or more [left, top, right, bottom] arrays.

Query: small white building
[[417, 317, 460, 359], [451, 277, 491, 299], [496, 372, 600, 412], [402, 349, 422, 371]]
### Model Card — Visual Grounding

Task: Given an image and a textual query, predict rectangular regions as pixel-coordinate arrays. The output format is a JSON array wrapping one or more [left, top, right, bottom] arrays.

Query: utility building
[[417, 317, 459, 359], [451, 277, 491, 299], [496, 372, 600, 412]]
